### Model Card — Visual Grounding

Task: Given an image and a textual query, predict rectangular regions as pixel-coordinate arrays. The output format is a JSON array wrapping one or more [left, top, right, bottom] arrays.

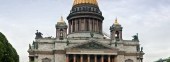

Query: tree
[[155, 57, 170, 62], [167, 57, 170, 62], [0, 32, 19, 62]]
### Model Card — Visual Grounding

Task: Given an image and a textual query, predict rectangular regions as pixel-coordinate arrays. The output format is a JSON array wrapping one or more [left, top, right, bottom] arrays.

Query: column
[[73, 20, 75, 32], [78, 19, 80, 32], [74, 55, 76, 62], [108, 55, 110, 62], [96, 20, 99, 32], [89, 19, 92, 31], [86, 19, 89, 31], [101, 55, 104, 62], [95, 55, 97, 62], [80, 55, 83, 62], [88, 55, 90, 62], [114, 56, 117, 62], [69, 21, 71, 34], [101, 21, 103, 33], [80, 19, 83, 31], [95, 20, 97, 32], [94, 20, 96, 32], [75, 20, 77, 32], [84, 19, 87, 31], [66, 55, 69, 62], [98, 21, 100, 33], [120, 31, 122, 40], [112, 57, 114, 62], [93, 19, 95, 32], [84, 18, 86, 31], [71, 20, 73, 33]]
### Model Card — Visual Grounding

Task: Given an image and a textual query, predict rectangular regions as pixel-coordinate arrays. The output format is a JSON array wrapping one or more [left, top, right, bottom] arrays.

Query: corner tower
[[55, 16, 68, 40], [67, 0, 104, 38], [110, 18, 123, 41]]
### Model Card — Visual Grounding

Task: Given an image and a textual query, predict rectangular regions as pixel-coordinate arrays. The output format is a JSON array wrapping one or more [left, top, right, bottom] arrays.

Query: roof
[[73, 0, 98, 5]]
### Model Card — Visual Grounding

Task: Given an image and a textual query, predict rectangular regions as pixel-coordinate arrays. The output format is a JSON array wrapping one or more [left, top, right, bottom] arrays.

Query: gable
[[66, 41, 118, 55], [67, 41, 113, 50], [76, 42, 109, 49]]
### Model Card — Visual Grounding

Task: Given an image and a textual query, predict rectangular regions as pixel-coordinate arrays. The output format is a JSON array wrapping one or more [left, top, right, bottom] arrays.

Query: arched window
[[60, 29, 63, 36], [42, 58, 51, 62], [125, 59, 133, 62], [83, 7, 86, 11], [91, 7, 93, 11], [77, 7, 79, 11], [81, 7, 83, 11], [94, 8, 96, 11], [74, 8, 76, 12], [115, 31, 119, 40], [59, 29, 64, 40]]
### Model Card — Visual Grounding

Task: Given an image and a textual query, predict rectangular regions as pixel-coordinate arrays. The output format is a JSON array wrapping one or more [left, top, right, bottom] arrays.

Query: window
[[125, 59, 133, 62], [91, 7, 93, 11], [60, 29, 64, 40], [30, 57, 34, 62], [115, 31, 119, 41], [42, 58, 51, 62]]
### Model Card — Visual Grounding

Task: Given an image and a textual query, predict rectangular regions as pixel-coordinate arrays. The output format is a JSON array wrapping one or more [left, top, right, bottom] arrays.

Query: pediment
[[66, 41, 118, 55], [66, 41, 113, 50], [76, 42, 110, 49]]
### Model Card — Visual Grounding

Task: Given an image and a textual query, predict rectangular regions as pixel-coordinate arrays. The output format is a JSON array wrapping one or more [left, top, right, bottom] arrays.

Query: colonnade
[[66, 54, 116, 62], [68, 18, 102, 34]]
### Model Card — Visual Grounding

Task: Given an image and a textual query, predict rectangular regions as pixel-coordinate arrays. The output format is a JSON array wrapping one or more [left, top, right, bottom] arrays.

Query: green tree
[[167, 57, 170, 62], [0, 32, 19, 62], [155, 57, 170, 62]]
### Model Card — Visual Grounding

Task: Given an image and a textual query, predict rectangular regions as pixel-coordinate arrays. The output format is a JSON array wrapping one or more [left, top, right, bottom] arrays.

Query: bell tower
[[110, 18, 123, 41], [67, 0, 104, 38], [55, 16, 68, 40]]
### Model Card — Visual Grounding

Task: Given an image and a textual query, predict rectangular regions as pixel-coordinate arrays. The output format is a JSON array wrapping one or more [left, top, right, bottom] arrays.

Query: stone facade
[[28, 0, 144, 62]]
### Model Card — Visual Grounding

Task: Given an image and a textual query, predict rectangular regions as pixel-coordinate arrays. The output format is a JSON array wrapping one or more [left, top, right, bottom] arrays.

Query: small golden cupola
[[56, 16, 67, 26], [114, 18, 120, 25], [58, 16, 64, 23], [73, 0, 98, 5]]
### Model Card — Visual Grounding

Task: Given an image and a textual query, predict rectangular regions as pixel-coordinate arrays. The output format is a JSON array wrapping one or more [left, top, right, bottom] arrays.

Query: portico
[[66, 54, 117, 62], [65, 41, 118, 62]]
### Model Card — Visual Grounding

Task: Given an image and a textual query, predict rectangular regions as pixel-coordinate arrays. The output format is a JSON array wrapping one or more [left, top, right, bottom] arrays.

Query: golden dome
[[73, 0, 98, 5], [56, 16, 67, 26], [114, 18, 119, 25]]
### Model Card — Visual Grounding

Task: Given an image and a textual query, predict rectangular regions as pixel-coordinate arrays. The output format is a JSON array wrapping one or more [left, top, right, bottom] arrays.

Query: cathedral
[[28, 0, 144, 62]]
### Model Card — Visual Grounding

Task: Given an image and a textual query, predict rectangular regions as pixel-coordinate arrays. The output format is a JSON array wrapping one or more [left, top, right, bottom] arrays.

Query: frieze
[[75, 42, 110, 49]]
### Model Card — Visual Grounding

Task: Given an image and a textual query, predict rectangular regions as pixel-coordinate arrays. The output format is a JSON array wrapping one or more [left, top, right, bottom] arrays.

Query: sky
[[0, 0, 170, 62]]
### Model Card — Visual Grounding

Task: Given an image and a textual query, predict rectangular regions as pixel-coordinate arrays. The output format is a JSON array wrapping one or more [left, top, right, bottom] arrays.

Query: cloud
[[0, 0, 170, 62]]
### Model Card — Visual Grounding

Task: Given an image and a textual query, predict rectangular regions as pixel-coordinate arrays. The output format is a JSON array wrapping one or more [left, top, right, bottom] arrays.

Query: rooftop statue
[[35, 30, 43, 39]]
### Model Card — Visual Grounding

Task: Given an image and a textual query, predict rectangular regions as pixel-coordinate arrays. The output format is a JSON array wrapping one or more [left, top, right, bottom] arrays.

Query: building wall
[[55, 54, 66, 62], [124, 56, 139, 62], [37, 55, 54, 62], [38, 43, 54, 51], [29, 38, 141, 62]]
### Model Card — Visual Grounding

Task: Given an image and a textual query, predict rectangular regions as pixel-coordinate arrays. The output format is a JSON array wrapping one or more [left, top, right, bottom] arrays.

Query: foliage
[[155, 57, 170, 62], [0, 32, 19, 62], [167, 57, 170, 62]]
